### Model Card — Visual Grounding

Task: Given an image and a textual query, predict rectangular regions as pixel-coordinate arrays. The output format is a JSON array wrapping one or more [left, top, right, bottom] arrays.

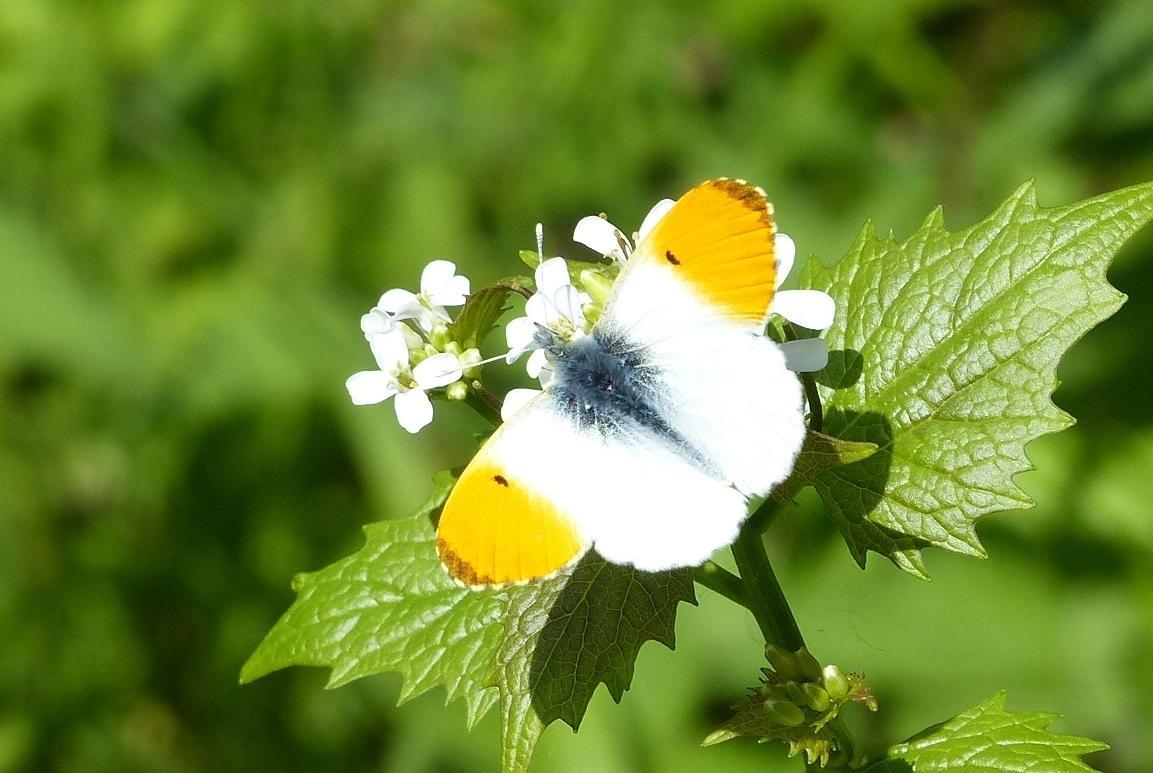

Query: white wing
[[602, 254, 806, 498], [494, 397, 750, 571]]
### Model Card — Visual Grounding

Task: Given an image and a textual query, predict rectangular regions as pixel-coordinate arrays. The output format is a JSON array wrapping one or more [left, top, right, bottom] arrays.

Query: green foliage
[[5, 1, 1153, 771], [865, 692, 1108, 772], [451, 277, 533, 350], [771, 430, 878, 505], [244, 473, 695, 773], [801, 181, 1153, 576]]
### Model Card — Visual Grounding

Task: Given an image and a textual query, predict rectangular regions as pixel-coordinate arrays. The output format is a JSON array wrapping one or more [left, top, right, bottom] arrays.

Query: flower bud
[[763, 698, 806, 727], [429, 325, 452, 350], [784, 681, 808, 706], [443, 340, 463, 356], [822, 665, 850, 701], [765, 644, 801, 681], [800, 683, 831, 712], [445, 381, 469, 401], [578, 269, 614, 306], [459, 348, 483, 368], [794, 648, 823, 681]]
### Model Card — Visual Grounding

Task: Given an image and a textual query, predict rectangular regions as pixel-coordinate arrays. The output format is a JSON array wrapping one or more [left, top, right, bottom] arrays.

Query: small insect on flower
[[437, 178, 834, 588]]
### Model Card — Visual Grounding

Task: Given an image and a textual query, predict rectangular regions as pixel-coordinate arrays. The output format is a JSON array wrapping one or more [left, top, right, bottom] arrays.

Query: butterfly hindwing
[[436, 394, 749, 585]]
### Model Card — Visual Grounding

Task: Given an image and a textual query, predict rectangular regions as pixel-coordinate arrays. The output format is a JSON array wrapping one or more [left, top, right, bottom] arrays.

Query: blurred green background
[[3, 1, 1153, 771]]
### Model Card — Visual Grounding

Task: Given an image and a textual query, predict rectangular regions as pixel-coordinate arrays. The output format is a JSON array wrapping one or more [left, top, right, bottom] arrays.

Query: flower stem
[[464, 381, 502, 427], [729, 502, 805, 651], [693, 561, 749, 607], [783, 323, 823, 433]]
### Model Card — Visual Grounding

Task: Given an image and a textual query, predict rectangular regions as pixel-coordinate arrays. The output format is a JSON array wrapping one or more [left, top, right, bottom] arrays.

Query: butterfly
[[436, 179, 807, 587]]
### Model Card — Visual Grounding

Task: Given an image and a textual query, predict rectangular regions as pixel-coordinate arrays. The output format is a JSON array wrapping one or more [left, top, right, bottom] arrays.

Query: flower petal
[[771, 289, 836, 330], [525, 291, 556, 327], [573, 215, 626, 259], [420, 260, 458, 296], [537, 363, 555, 388], [551, 285, 586, 328], [427, 273, 470, 307], [505, 316, 537, 362], [780, 338, 829, 373], [346, 370, 399, 405], [379, 288, 422, 319], [774, 233, 796, 289], [360, 309, 394, 337], [535, 257, 571, 297], [412, 352, 463, 389], [368, 328, 410, 371], [501, 388, 542, 421], [526, 349, 549, 379], [637, 198, 675, 243], [394, 389, 434, 433]]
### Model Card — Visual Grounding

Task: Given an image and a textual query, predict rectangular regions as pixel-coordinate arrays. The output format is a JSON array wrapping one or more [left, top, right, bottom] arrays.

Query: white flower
[[572, 198, 675, 263], [345, 327, 464, 433], [771, 233, 836, 373], [505, 257, 591, 384], [377, 260, 471, 332], [359, 307, 424, 349]]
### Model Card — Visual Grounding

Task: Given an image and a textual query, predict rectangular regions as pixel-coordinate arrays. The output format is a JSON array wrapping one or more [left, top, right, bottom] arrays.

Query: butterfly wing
[[436, 392, 748, 586], [599, 178, 806, 498]]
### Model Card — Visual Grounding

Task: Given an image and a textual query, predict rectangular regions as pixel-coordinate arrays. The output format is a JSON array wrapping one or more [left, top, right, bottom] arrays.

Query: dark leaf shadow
[[528, 553, 693, 730], [818, 407, 931, 567]]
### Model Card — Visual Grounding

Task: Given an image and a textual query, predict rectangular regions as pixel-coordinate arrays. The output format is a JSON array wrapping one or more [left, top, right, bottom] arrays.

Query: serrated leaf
[[864, 692, 1107, 772], [451, 276, 532, 350], [800, 181, 1153, 575], [239, 471, 504, 727], [771, 429, 878, 505], [242, 473, 694, 773]]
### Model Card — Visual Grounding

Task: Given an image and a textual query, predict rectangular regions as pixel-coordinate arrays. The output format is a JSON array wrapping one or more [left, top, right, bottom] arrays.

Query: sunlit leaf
[[800, 181, 1153, 575]]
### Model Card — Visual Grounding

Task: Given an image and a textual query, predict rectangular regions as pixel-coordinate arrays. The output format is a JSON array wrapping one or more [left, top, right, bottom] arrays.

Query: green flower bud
[[445, 381, 469, 401], [794, 648, 823, 681], [800, 683, 831, 712], [429, 325, 452, 350], [443, 340, 463, 356], [578, 269, 615, 306], [784, 681, 808, 706], [409, 347, 430, 366], [763, 698, 806, 727], [822, 665, 850, 701], [459, 348, 483, 368], [765, 644, 801, 681]]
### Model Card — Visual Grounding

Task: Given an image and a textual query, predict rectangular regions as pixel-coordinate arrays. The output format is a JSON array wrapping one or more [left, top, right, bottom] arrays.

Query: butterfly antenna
[[535, 223, 545, 259]]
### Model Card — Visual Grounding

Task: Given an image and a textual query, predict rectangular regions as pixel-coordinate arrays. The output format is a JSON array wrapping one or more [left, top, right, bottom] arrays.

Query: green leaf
[[865, 692, 1107, 772], [770, 430, 878, 505], [239, 471, 505, 727], [451, 276, 532, 350], [800, 181, 1153, 575], [242, 473, 694, 773]]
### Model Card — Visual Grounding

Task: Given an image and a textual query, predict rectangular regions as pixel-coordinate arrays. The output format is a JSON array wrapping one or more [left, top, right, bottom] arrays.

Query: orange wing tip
[[437, 539, 590, 591], [705, 178, 775, 226]]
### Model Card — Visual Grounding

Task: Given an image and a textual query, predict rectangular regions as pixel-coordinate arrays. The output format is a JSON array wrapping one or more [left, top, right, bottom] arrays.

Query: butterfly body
[[436, 179, 807, 587]]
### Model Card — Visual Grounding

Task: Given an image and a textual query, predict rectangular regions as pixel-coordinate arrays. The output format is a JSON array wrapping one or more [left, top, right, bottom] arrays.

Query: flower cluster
[[345, 260, 477, 433], [347, 199, 836, 433]]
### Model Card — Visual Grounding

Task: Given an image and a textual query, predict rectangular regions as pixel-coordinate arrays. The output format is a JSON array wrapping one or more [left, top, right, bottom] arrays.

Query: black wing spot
[[493, 474, 509, 487], [665, 250, 681, 265]]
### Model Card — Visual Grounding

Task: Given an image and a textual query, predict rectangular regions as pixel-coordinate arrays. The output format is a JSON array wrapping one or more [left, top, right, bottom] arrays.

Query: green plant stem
[[730, 503, 805, 651], [693, 561, 749, 607], [464, 381, 502, 427], [783, 323, 823, 432]]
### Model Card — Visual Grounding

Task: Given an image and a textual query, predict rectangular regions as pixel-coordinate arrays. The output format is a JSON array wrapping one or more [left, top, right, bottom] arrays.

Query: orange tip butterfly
[[436, 179, 806, 587]]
